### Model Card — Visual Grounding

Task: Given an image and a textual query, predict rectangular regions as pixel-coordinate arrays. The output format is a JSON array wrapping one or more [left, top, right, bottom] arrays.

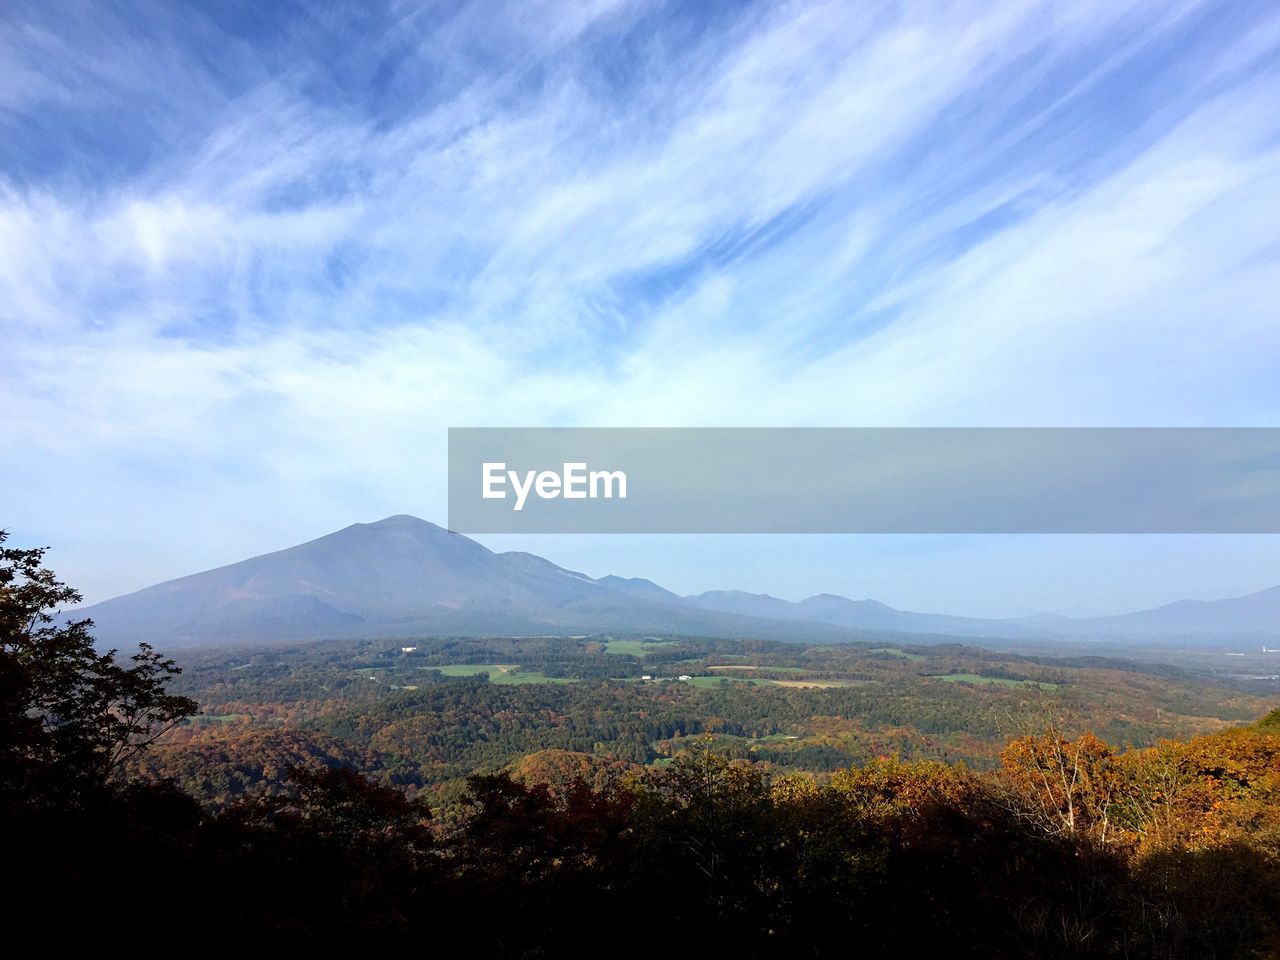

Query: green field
[[684, 674, 770, 688], [428, 663, 577, 685], [748, 733, 801, 743], [871, 647, 926, 662], [932, 673, 1056, 688], [603, 639, 678, 656]]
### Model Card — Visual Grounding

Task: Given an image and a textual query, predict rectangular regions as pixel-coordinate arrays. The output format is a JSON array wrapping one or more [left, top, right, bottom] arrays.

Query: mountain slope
[[683, 590, 1025, 636], [77, 515, 1280, 649], [684, 585, 1280, 641], [79, 516, 869, 648], [1059, 585, 1280, 638]]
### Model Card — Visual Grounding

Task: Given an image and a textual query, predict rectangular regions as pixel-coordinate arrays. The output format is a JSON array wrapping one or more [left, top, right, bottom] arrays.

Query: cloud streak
[[3, 0, 1279, 610]]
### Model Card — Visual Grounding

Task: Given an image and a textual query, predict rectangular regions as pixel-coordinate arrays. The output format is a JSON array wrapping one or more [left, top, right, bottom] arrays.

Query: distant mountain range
[[77, 515, 1280, 649]]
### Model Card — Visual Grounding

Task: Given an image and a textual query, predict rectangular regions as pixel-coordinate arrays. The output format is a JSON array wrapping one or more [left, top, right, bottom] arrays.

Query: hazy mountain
[[684, 586, 1280, 642], [77, 515, 1280, 649], [594, 575, 684, 605], [78, 516, 869, 648], [685, 590, 799, 621], [1050, 585, 1280, 639], [684, 590, 1016, 636]]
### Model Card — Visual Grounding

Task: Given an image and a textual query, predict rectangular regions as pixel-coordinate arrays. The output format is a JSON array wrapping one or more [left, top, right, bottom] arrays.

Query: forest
[[134, 629, 1273, 806], [4, 534, 1279, 957]]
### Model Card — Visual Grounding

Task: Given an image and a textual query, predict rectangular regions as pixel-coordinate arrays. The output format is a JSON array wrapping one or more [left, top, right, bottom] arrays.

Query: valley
[[134, 632, 1274, 806]]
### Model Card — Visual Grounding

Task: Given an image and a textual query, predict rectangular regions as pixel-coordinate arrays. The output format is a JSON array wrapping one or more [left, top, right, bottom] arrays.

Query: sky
[[2, 0, 1279, 616]]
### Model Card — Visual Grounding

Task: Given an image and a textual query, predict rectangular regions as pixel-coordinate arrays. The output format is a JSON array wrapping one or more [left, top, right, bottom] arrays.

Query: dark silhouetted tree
[[0, 530, 196, 806]]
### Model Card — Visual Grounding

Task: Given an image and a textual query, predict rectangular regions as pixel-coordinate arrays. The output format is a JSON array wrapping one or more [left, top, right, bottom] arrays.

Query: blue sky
[[3, 0, 1280, 615]]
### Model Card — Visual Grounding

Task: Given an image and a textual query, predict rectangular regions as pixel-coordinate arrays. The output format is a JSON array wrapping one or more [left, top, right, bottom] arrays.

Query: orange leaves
[[995, 723, 1280, 854], [829, 754, 977, 823], [999, 728, 1123, 842]]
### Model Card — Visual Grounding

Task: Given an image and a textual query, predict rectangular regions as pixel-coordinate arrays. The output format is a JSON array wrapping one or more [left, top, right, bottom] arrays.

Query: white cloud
[[2, 0, 1279, 607]]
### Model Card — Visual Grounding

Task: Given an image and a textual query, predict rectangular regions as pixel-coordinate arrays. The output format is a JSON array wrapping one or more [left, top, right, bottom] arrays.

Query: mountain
[[683, 586, 1280, 642], [77, 515, 1280, 649], [594, 575, 684, 605], [78, 516, 871, 648], [1056, 585, 1280, 639], [685, 590, 799, 621], [684, 590, 1019, 636]]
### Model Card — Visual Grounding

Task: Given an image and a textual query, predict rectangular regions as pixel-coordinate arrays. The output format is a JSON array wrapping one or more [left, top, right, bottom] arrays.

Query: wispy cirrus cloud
[[2, 0, 1279, 612]]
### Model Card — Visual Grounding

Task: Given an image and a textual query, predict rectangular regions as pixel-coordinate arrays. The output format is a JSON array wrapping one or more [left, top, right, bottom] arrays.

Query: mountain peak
[[802, 594, 893, 610], [364, 514, 439, 529], [334, 515, 454, 541]]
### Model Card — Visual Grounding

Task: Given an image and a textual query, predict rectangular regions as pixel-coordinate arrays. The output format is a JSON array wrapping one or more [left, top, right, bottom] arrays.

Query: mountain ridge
[[77, 515, 1280, 649]]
